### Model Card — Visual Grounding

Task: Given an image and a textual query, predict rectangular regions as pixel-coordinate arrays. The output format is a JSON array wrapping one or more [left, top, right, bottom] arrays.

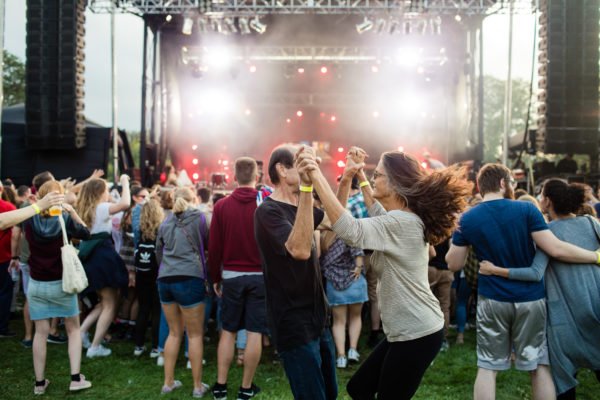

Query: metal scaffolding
[[89, 0, 535, 15]]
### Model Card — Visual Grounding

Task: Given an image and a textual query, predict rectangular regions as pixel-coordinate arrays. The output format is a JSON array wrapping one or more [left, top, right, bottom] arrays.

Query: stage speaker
[[537, 0, 599, 154], [25, 0, 86, 150]]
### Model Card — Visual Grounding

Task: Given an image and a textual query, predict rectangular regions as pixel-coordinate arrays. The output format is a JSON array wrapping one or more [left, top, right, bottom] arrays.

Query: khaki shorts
[[476, 296, 549, 371]]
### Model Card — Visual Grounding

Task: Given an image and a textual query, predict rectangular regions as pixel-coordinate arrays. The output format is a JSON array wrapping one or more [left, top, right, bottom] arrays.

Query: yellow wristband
[[31, 204, 41, 214], [359, 181, 370, 188], [299, 185, 314, 193], [596, 251, 600, 265]]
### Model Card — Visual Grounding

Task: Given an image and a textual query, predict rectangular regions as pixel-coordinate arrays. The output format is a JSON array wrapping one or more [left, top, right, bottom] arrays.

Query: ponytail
[[172, 187, 195, 214], [543, 179, 585, 215]]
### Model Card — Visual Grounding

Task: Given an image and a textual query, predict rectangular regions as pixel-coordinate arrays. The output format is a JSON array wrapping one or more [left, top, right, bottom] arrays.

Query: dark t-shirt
[[452, 199, 548, 302], [254, 197, 327, 352]]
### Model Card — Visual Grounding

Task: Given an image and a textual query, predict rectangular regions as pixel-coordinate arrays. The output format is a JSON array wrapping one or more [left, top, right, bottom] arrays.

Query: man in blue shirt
[[446, 163, 599, 400]]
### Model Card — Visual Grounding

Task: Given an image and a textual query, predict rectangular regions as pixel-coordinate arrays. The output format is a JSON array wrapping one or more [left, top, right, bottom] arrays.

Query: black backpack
[[134, 239, 158, 273]]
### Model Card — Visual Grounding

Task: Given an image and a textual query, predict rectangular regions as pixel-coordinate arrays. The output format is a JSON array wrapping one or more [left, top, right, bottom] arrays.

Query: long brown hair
[[140, 199, 164, 241], [381, 151, 472, 245], [76, 179, 107, 227]]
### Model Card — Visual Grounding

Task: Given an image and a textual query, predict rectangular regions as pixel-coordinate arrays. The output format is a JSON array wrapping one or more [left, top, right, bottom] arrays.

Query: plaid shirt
[[320, 238, 364, 291], [347, 192, 368, 219]]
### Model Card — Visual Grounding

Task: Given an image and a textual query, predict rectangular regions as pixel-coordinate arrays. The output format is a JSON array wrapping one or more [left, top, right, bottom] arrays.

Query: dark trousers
[[347, 329, 443, 400], [134, 272, 160, 348], [557, 370, 600, 400], [0, 261, 14, 334], [280, 329, 338, 400]]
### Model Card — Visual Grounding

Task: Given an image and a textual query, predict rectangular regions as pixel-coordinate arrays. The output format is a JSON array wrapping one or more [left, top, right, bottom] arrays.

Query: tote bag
[[59, 214, 89, 294]]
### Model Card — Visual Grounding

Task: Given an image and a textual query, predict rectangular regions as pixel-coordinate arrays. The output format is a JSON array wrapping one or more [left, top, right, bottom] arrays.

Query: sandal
[[161, 380, 182, 394]]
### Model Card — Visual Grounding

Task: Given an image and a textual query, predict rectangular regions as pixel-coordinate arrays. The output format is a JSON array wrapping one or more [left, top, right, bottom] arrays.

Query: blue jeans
[[279, 330, 338, 400], [455, 277, 472, 333], [0, 262, 14, 333]]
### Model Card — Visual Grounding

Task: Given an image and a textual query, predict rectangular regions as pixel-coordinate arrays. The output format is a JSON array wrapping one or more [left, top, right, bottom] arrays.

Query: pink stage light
[[296, 110, 303, 117], [337, 160, 346, 168], [320, 66, 328, 74], [192, 173, 199, 180], [192, 158, 198, 165]]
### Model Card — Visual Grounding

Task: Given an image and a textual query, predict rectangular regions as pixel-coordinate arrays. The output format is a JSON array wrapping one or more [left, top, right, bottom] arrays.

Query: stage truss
[[89, 0, 536, 16]]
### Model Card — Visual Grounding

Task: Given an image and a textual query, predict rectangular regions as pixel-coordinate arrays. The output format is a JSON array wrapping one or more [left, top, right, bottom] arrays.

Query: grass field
[[0, 318, 598, 400]]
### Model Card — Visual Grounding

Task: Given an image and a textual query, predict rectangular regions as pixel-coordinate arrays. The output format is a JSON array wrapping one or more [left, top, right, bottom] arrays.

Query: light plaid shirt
[[347, 192, 369, 219]]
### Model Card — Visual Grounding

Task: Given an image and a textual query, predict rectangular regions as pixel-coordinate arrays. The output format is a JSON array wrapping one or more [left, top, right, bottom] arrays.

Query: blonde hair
[[37, 181, 65, 217], [76, 179, 107, 227], [140, 199, 164, 241], [172, 187, 196, 214]]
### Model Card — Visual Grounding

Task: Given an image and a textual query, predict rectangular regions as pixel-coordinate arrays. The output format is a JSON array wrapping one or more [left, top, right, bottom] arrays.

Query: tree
[[2, 50, 26, 106], [483, 76, 532, 162]]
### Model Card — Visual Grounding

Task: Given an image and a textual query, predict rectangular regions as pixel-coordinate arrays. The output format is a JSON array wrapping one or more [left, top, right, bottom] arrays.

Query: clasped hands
[[294, 146, 369, 185]]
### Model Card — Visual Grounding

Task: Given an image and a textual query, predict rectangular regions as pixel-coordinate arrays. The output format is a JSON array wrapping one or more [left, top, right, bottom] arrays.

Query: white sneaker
[[150, 348, 160, 358], [81, 332, 91, 349], [348, 348, 360, 363], [336, 356, 347, 369], [186, 360, 192, 369], [156, 355, 164, 367], [133, 346, 145, 356], [86, 345, 111, 358]]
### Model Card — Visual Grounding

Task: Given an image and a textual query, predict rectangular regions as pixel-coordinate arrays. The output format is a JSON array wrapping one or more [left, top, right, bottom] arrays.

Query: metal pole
[[478, 25, 485, 162], [140, 20, 148, 186], [111, 8, 119, 182], [502, 0, 515, 166]]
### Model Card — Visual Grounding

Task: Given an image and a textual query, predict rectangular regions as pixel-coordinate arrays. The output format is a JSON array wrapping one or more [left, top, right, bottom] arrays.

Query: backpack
[[134, 239, 158, 273]]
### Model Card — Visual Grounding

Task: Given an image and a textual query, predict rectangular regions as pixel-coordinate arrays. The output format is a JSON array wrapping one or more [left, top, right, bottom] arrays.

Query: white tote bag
[[59, 214, 89, 294]]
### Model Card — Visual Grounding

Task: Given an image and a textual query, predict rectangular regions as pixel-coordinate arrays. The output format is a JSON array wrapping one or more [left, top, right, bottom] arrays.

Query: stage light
[[337, 160, 346, 168], [182, 16, 194, 35], [192, 144, 198, 150], [296, 110, 303, 117], [440, 47, 446, 54], [398, 146, 404, 152], [371, 65, 379, 73], [338, 147, 344, 153], [224, 17, 238, 34], [245, 109, 252, 116], [197, 17, 208, 33], [192, 158, 199, 165], [165, 14, 172, 22], [454, 14, 462, 22], [249, 65, 257, 73], [286, 118, 291, 123], [388, 19, 399, 34], [375, 18, 386, 34], [356, 17, 374, 34], [330, 115, 337, 122], [213, 19, 225, 34], [239, 17, 251, 35], [298, 67, 305, 74], [223, 160, 229, 166], [320, 66, 328, 74], [250, 17, 267, 34], [193, 173, 199, 180]]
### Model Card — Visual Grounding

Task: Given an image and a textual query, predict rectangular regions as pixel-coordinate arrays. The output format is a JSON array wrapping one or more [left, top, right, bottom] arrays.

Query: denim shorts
[[326, 274, 368, 307], [157, 277, 206, 309]]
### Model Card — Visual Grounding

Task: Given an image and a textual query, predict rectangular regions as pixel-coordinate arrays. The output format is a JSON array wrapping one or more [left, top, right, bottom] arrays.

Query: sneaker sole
[[70, 382, 92, 391]]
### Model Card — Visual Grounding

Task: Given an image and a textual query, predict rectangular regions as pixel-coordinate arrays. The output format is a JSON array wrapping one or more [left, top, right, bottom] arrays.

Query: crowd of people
[[0, 145, 599, 400]]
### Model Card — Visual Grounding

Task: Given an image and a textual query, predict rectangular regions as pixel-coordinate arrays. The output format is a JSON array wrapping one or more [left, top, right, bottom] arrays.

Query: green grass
[[0, 320, 598, 400]]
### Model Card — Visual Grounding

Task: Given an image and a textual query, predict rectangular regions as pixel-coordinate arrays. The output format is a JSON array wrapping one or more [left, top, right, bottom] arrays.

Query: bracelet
[[359, 181, 370, 188], [31, 204, 41, 214], [299, 185, 314, 193], [596, 251, 600, 265]]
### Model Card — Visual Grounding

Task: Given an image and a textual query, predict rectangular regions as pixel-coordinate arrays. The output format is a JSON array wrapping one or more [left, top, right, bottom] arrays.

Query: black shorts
[[221, 275, 267, 334]]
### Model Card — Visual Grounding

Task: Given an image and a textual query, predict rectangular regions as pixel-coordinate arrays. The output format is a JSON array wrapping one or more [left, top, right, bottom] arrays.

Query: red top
[[0, 199, 17, 263], [208, 187, 262, 284]]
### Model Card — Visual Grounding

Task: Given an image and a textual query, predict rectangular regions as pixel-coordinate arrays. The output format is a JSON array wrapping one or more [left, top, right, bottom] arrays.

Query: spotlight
[[192, 144, 198, 150], [197, 17, 208, 33], [249, 65, 257, 73], [298, 67, 305, 74], [286, 118, 291, 123], [337, 160, 346, 168], [224, 17, 238, 34], [371, 65, 379, 73], [374, 18, 386, 34], [213, 19, 225, 34], [165, 14, 172, 22], [182, 16, 194, 35], [320, 66, 328, 74], [454, 14, 462, 22], [249, 17, 267, 34], [192, 173, 199, 180], [338, 147, 344, 153], [296, 110, 303, 117], [388, 19, 399, 34], [238, 17, 251, 35], [192, 158, 199, 165], [330, 115, 337, 122], [356, 16, 374, 34]]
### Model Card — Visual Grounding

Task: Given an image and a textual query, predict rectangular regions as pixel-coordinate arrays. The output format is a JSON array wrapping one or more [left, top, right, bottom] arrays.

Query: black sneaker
[[237, 383, 261, 400], [21, 339, 33, 348], [211, 382, 227, 400], [0, 331, 16, 338], [47, 334, 68, 344]]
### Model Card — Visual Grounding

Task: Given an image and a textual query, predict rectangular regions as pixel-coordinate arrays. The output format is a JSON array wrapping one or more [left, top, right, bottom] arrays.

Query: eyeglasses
[[372, 170, 386, 180]]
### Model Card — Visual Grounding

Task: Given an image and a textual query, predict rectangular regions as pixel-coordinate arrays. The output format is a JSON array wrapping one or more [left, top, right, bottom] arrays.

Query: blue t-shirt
[[452, 199, 548, 302]]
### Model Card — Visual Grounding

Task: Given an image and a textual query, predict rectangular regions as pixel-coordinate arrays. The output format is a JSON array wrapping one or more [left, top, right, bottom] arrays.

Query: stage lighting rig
[[356, 16, 373, 34], [225, 17, 238, 34], [249, 17, 267, 34], [182, 15, 194, 35], [238, 17, 251, 34], [374, 18, 386, 34], [197, 17, 209, 33]]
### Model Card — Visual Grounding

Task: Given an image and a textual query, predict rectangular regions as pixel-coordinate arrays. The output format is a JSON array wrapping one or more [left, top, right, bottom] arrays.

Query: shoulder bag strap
[[58, 214, 69, 246]]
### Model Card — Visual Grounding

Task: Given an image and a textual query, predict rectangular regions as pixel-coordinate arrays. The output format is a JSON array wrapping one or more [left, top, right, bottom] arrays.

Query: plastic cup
[[49, 205, 62, 216]]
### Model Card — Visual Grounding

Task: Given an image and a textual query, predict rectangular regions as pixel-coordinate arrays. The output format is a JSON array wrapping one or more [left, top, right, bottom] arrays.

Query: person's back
[[455, 199, 546, 302]]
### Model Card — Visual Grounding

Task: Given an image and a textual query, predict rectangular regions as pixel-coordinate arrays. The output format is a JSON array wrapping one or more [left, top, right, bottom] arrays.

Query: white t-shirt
[[90, 203, 114, 234]]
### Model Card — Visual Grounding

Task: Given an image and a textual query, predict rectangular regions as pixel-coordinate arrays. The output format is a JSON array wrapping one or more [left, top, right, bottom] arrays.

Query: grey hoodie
[[156, 208, 208, 280]]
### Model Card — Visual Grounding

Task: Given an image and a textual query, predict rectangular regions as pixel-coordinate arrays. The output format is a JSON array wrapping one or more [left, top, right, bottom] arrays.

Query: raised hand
[[36, 191, 65, 212], [295, 146, 318, 185], [119, 174, 130, 186], [347, 146, 368, 164], [91, 169, 105, 179]]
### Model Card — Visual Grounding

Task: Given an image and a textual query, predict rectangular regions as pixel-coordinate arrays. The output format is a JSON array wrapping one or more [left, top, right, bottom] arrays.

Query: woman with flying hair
[[77, 175, 131, 358], [296, 146, 471, 400]]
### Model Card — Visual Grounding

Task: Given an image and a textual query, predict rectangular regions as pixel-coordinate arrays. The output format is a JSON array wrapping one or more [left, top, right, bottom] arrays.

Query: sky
[[3, 1, 536, 132]]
